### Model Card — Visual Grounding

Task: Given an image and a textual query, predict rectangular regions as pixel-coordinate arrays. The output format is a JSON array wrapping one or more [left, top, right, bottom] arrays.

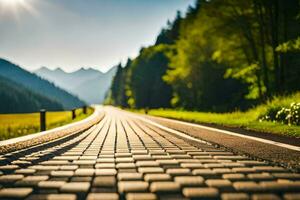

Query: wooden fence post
[[72, 109, 76, 119], [83, 106, 87, 114], [40, 109, 46, 131]]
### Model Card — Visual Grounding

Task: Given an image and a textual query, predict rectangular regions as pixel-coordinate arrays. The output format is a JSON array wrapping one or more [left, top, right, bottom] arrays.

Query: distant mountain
[[35, 66, 117, 104], [0, 75, 63, 113], [0, 58, 85, 110]]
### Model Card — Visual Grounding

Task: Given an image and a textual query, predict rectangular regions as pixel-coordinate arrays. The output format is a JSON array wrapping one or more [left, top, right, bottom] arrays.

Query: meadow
[[142, 92, 300, 138], [0, 107, 93, 141]]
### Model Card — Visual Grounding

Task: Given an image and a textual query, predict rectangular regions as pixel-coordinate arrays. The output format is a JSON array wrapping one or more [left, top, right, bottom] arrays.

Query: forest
[[106, 0, 300, 113], [0, 75, 63, 113]]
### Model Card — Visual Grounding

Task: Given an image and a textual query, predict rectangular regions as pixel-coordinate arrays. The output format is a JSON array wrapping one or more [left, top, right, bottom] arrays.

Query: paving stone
[[15, 175, 49, 186], [272, 173, 300, 180], [118, 173, 143, 181], [205, 179, 232, 189], [214, 156, 246, 160], [118, 181, 149, 193], [204, 163, 225, 168], [156, 160, 179, 166], [60, 182, 90, 193], [0, 187, 33, 198], [70, 176, 92, 182], [115, 153, 132, 157], [73, 160, 96, 165], [30, 165, 60, 171], [116, 163, 136, 169], [95, 169, 117, 176], [97, 158, 115, 163], [0, 174, 24, 183], [38, 181, 66, 188], [253, 166, 287, 172], [86, 193, 119, 200], [53, 156, 79, 160], [213, 168, 233, 174], [144, 174, 172, 182], [237, 161, 267, 166], [51, 171, 74, 177], [177, 159, 201, 164], [80, 156, 97, 160], [132, 150, 149, 154], [166, 168, 191, 176], [171, 155, 191, 159], [192, 169, 218, 178], [233, 181, 263, 192], [222, 174, 247, 181], [247, 173, 274, 181], [251, 193, 281, 200], [232, 167, 257, 173], [25, 194, 77, 200], [180, 163, 203, 169], [12, 160, 31, 166], [60, 165, 78, 170], [93, 176, 116, 187], [0, 165, 20, 172], [74, 168, 95, 176], [136, 161, 159, 167], [182, 187, 219, 199], [42, 161, 70, 165], [221, 193, 250, 200], [15, 169, 36, 175], [260, 181, 300, 192], [133, 155, 154, 161], [283, 193, 300, 200], [116, 157, 134, 163], [138, 167, 164, 174], [175, 176, 204, 186], [126, 193, 157, 200], [150, 182, 180, 193], [95, 163, 115, 168]]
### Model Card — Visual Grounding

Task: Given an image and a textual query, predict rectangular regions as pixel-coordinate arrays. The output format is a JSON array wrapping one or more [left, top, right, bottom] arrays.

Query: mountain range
[[0, 58, 85, 112], [35, 66, 117, 104]]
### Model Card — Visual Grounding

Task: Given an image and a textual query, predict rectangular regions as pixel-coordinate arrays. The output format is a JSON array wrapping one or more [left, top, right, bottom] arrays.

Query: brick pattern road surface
[[0, 107, 300, 200]]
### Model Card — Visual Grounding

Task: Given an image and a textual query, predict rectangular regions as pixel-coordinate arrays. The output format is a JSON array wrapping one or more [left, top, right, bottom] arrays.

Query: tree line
[[105, 0, 300, 112]]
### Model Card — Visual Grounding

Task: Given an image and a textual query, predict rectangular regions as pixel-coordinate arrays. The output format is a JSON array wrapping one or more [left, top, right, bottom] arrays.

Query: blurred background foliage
[[105, 0, 300, 113]]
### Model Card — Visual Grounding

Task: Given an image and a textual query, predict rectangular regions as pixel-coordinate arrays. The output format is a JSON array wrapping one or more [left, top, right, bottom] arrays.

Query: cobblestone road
[[0, 108, 300, 200]]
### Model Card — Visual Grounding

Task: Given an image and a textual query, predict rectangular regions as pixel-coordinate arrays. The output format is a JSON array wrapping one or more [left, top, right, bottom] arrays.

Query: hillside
[[35, 66, 117, 104], [0, 58, 85, 110], [0, 75, 63, 113]]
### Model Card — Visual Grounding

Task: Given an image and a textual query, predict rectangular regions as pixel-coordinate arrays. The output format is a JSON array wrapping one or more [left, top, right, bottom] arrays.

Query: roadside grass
[[139, 92, 300, 138], [0, 107, 94, 141]]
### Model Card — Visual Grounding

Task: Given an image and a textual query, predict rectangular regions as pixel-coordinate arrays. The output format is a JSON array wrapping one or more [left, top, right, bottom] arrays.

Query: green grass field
[[0, 108, 94, 141], [142, 93, 300, 138]]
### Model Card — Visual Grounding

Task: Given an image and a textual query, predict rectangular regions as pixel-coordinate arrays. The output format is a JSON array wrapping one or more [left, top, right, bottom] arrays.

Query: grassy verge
[[0, 107, 94, 141], [137, 93, 300, 138]]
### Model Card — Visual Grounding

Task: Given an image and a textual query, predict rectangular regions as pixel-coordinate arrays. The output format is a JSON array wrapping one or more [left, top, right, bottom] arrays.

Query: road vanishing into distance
[[0, 106, 300, 200]]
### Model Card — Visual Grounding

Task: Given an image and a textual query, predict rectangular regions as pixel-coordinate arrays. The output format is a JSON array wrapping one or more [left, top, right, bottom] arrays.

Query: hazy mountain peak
[[54, 67, 65, 73], [36, 66, 65, 74], [35, 65, 117, 104], [38, 66, 48, 71], [74, 67, 102, 74]]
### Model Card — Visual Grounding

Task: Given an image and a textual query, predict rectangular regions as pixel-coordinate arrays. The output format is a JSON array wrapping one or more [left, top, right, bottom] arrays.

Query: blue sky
[[0, 0, 195, 72]]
